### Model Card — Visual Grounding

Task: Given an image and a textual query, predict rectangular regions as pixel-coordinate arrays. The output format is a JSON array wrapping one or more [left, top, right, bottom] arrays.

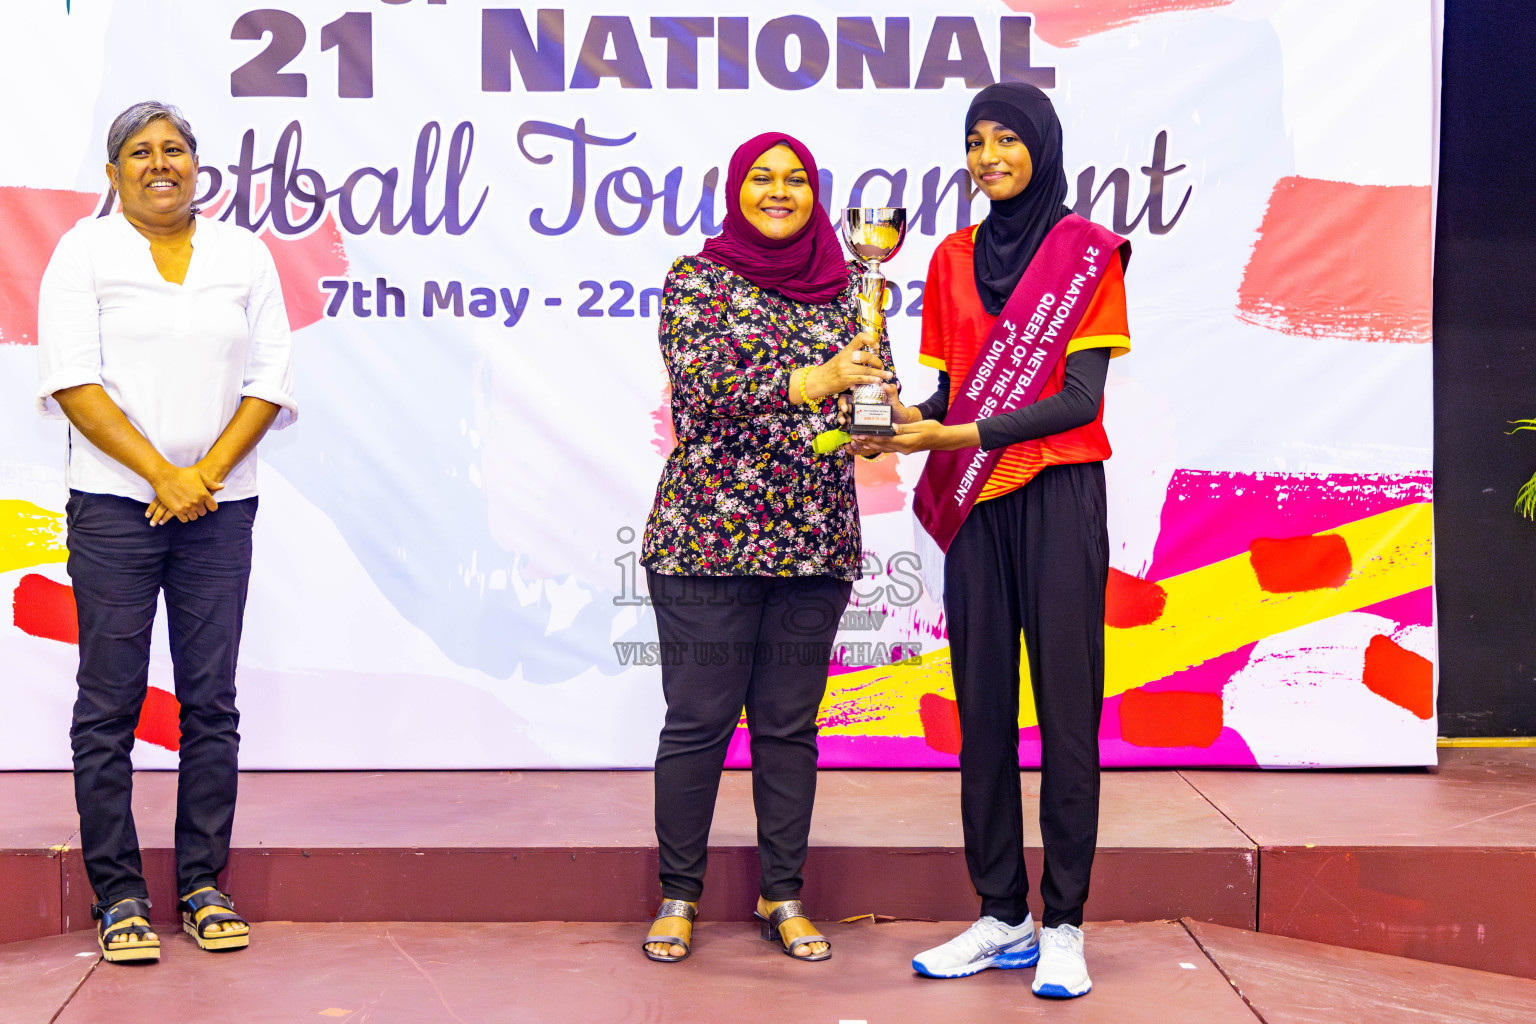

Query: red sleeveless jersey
[[918, 227, 1130, 501]]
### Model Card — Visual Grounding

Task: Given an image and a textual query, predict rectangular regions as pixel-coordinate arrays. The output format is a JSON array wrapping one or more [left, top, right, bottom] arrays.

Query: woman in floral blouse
[[640, 132, 895, 964]]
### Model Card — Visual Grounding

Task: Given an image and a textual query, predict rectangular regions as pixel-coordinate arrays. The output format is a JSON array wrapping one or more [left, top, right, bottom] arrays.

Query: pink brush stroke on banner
[[730, 713, 1262, 769], [1147, 470, 1433, 582], [723, 469, 1433, 768], [1004, 0, 1238, 49], [1237, 177, 1432, 344], [0, 187, 101, 344]]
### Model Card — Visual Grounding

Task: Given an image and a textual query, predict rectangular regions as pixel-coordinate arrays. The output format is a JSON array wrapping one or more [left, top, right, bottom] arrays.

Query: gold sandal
[[756, 900, 831, 961], [643, 899, 696, 963], [180, 887, 249, 951], [96, 897, 160, 963]]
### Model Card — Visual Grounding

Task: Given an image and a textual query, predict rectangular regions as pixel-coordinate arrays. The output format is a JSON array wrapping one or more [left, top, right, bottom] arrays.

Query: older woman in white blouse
[[36, 101, 296, 964]]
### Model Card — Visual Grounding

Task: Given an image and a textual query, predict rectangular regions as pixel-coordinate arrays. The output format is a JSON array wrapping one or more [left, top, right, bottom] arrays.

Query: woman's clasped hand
[[792, 331, 893, 408]]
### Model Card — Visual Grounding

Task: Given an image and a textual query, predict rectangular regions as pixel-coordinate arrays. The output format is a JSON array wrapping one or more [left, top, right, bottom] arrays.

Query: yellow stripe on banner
[[816, 502, 1434, 737], [819, 649, 954, 738], [1105, 502, 1433, 698], [0, 500, 68, 573]]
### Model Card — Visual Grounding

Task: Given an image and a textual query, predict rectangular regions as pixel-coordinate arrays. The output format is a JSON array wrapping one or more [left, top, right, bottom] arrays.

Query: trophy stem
[[856, 266, 888, 338]]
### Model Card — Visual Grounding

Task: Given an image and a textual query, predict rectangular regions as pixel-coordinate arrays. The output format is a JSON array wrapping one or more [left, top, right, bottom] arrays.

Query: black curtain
[[1434, 0, 1536, 734]]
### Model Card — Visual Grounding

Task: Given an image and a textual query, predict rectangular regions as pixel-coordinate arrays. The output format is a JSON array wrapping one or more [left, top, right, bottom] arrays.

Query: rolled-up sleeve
[[36, 232, 103, 419], [240, 242, 298, 429]]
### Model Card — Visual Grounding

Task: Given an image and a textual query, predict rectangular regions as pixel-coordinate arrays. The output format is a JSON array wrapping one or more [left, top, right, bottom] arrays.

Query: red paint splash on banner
[[1237, 177, 1431, 344], [1105, 568, 1167, 628], [12, 573, 78, 644], [1361, 634, 1434, 719], [13, 574, 187, 749], [918, 692, 963, 754], [135, 686, 183, 751], [0, 187, 103, 345], [1095, 692, 1257, 765], [855, 454, 904, 514], [1249, 534, 1353, 593], [1118, 688, 1224, 748], [0, 184, 347, 341], [1147, 470, 1430, 582], [258, 213, 350, 331], [1006, 0, 1236, 48]]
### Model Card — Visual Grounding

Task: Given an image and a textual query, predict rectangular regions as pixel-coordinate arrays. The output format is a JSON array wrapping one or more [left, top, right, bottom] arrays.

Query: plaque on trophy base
[[849, 382, 895, 435]]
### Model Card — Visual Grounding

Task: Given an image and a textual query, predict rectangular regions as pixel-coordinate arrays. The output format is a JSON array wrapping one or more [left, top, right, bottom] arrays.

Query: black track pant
[[66, 490, 254, 906], [944, 462, 1107, 928], [648, 572, 852, 903]]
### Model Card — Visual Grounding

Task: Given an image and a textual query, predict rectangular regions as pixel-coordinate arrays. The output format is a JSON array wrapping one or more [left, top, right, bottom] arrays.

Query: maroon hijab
[[699, 131, 849, 305]]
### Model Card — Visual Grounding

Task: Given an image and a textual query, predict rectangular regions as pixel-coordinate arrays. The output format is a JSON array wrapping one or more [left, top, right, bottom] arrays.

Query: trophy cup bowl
[[841, 208, 907, 436], [842, 207, 908, 265]]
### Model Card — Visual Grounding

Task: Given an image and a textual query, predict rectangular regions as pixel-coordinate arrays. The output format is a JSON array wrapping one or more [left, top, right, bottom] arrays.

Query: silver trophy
[[840, 207, 907, 435]]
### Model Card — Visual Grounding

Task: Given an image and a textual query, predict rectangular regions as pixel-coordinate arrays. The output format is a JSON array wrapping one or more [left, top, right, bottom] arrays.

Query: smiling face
[[966, 119, 1034, 203], [738, 143, 813, 241], [106, 118, 198, 231]]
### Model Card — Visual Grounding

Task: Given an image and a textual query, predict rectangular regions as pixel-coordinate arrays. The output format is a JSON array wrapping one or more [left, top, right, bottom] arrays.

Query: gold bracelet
[[863, 452, 891, 463], [798, 367, 821, 412]]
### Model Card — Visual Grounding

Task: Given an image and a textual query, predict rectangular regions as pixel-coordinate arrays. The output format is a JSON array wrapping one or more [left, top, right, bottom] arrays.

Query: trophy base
[[850, 398, 894, 436]]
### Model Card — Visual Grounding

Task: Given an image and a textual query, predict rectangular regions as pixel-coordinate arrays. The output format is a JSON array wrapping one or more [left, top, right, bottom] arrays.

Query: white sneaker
[[911, 915, 1039, 978], [1031, 924, 1092, 998]]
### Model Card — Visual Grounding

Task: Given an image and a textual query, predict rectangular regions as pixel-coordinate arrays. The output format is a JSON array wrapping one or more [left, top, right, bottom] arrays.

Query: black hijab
[[967, 83, 1071, 315]]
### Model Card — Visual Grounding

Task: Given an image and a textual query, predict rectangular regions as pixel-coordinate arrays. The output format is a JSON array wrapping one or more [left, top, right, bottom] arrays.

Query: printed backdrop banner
[[0, 1, 1437, 769]]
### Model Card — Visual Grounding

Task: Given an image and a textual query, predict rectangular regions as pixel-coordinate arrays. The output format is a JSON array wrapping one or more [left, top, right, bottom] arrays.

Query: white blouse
[[36, 212, 297, 503]]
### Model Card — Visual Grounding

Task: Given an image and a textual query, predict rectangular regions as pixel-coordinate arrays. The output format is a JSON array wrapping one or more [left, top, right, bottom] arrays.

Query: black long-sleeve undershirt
[[912, 347, 1111, 452]]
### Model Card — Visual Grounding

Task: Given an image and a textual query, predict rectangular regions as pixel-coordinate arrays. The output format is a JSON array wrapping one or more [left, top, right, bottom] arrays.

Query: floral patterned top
[[643, 255, 896, 580]]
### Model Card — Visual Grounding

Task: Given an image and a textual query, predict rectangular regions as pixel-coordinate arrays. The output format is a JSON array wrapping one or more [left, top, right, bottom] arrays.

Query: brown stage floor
[[4, 919, 1534, 1024], [2, 749, 1533, 977], [1186, 747, 1536, 977]]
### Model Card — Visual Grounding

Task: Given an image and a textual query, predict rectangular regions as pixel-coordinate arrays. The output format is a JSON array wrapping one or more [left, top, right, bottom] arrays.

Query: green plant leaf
[[1517, 472, 1536, 519]]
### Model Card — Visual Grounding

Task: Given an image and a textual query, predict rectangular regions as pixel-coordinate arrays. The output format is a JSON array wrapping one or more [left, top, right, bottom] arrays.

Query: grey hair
[[105, 101, 197, 166]]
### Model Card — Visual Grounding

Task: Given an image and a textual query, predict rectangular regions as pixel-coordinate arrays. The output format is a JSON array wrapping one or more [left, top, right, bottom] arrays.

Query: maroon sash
[[913, 215, 1126, 552]]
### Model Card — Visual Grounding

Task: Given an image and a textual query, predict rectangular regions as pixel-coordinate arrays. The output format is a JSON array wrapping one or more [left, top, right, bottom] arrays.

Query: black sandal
[[756, 900, 831, 961], [643, 899, 697, 962], [95, 897, 159, 963], [180, 887, 250, 951]]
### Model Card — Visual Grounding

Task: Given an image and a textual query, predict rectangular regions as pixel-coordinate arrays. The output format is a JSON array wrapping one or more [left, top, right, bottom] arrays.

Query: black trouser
[[66, 490, 256, 906], [944, 462, 1108, 929], [648, 572, 852, 903]]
